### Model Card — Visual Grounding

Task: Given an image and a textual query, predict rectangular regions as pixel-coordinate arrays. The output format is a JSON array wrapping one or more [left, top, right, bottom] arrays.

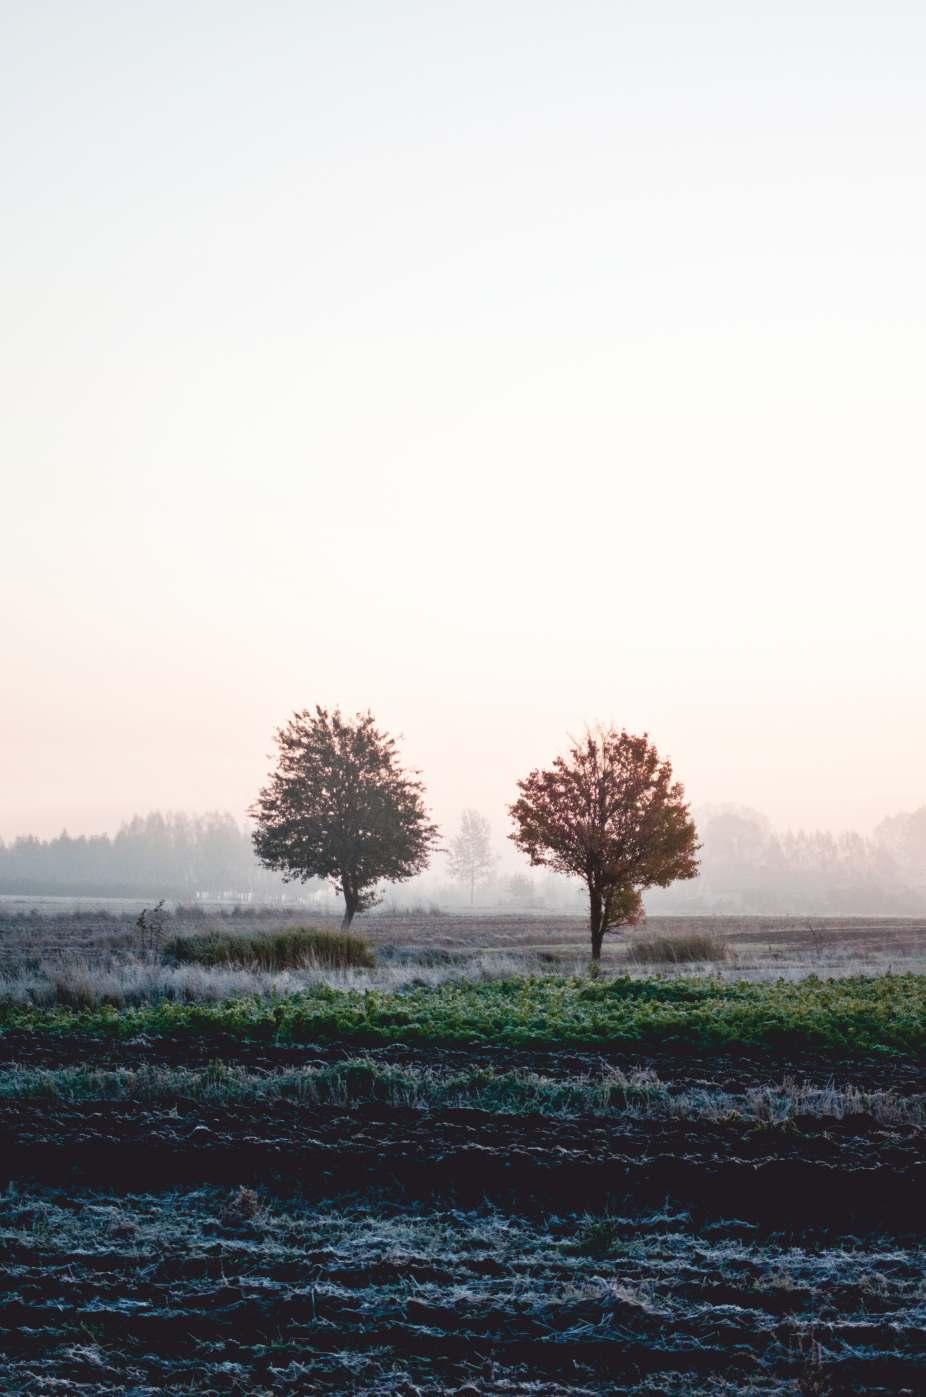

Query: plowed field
[[2, 1016, 924, 1394]]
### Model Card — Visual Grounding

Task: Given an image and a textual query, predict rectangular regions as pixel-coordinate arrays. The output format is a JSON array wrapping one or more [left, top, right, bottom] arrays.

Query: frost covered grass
[[5, 940, 926, 1014], [0, 951, 583, 1009], [1, 1058, 923, 1126], [4, 907, 926, 1006], [2, 1184, 924, 1395]]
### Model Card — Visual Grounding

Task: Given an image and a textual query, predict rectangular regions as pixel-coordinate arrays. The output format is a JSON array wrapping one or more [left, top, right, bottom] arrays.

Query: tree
[[874, 807, 926, 886], [509, 726, 700, 959], [250, 707, 440, 927], [504, 873, 538, 907], [446, 809, 497, 905]]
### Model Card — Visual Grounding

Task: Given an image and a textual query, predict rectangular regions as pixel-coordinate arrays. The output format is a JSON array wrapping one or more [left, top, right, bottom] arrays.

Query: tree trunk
[[341, 881, 356, 930], [341, 904, 354, 930], [589, 886, 604, 961]]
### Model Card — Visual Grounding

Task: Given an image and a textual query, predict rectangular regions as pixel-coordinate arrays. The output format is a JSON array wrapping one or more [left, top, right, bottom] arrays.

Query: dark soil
[[1, 1182, 924, 1395], [1, 1098, 923, 1229], [2, 1027, 925, 1393]]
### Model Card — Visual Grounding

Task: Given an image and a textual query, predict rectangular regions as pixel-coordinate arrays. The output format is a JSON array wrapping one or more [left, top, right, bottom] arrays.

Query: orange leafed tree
[[509, 727, 700, 959]]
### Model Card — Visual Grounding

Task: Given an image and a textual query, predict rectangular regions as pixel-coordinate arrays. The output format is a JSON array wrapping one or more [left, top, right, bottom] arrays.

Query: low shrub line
[[0, 974, 924, 1053]]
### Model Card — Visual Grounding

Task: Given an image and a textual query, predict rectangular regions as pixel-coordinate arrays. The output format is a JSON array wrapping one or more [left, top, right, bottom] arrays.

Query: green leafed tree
[[447, 809, 497, 905], [509, 726, 700, 959], [250, 707, 440, 927]]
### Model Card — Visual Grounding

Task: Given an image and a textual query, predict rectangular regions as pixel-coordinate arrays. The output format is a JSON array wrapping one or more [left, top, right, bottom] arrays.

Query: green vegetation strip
[[1, 975, 925, 1053]]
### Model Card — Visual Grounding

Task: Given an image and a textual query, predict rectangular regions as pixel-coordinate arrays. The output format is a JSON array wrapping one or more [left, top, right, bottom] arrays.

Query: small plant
[[162, 926, 375, 971], [627, 933, 729, 965], [795, 1336, 833, 1395], [136, 900, 168, 956], [220, 1186, 263, 1226], [106, 1211, 138, 1241], [568, 1215, 624, 1256]]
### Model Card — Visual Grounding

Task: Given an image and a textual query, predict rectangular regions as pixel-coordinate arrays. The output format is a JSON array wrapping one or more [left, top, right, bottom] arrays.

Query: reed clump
[[627, 934, 730, 965], [162, 927, 374, 971]]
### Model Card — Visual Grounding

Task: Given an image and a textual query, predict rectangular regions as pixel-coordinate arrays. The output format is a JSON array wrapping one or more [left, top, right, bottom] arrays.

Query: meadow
[[1, 906, 924, 1393]]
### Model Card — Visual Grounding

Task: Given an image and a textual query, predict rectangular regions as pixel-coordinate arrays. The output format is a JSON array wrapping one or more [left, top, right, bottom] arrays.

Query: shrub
[[627, 934, 729, 965], [162, 927, 374, 971]]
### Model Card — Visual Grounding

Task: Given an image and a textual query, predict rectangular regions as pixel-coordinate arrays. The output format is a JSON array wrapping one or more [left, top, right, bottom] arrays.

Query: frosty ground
[[0, 911, 924, 1393]]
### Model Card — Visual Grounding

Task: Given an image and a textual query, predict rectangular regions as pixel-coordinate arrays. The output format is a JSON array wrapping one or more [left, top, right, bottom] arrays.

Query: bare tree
[[446, 809, 497, 906]]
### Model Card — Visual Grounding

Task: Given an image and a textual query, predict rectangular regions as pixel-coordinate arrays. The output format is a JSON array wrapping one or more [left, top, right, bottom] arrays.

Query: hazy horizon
[[4, 3, 925, 844], [4, 785, 924, 848]]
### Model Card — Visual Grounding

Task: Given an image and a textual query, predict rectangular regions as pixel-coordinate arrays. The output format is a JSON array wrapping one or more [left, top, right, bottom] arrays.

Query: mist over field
[[3, 7, 926, 1393], [2, 3, 925, 854], [2, 801, 925, 916]]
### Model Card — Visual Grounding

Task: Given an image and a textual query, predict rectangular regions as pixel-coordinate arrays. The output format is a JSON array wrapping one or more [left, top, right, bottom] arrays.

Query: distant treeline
[[1, 805, 925, 914], [646, 805, 926, 916], [0, 813, 317, 901]]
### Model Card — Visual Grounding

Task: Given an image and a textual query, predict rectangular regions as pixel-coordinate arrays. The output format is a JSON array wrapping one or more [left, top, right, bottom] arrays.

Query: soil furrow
[[3, 1030, 924, 1092], [2, 1104, 923, 1226]]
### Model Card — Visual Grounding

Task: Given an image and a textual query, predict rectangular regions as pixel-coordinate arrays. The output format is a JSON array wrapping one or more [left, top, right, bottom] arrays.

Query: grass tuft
[[628, 934, 730, 965], [161, 927, 374, 971], [568, 1216, 626, 1256]]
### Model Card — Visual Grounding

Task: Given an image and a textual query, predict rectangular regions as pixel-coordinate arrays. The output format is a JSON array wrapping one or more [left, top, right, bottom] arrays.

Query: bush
[[627, 934, 729, 965], [161, 927, 374, 971]]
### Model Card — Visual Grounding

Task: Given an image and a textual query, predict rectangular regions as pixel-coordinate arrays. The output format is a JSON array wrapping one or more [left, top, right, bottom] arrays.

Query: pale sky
[[3, 1, 925, 843]]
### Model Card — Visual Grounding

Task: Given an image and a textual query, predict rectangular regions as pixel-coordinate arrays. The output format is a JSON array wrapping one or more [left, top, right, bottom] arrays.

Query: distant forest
[[647, 805, 926, 917], [0, 805, 924, 914], [0, 813, 312, 901]]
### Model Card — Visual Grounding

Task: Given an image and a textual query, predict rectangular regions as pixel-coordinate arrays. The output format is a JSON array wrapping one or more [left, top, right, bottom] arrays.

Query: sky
[[3, 1, 925, 845]]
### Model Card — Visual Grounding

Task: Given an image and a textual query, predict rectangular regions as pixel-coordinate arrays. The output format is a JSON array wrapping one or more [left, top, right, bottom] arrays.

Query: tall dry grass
[[162, 926, 375, 971], [626, 933, 730, 965]]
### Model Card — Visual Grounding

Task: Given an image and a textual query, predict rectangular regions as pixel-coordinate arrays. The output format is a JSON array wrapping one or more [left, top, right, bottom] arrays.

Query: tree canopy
[[509, 726, 699, 957], [250, 707, 439, 927]]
